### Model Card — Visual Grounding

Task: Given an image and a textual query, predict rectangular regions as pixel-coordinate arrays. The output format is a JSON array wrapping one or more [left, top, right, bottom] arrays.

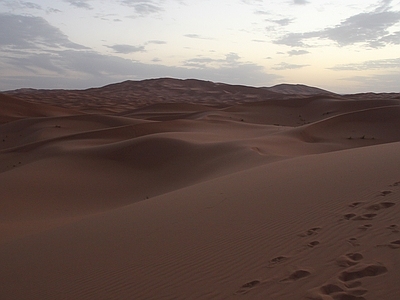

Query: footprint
[[319, 283, 344, 294], [267, 256, 289, 267], [241, 280, 260, 288], [353, 213, 377, 221], [349, 202, 364, 208], [280, 269, 311, 282], [235, 280, 261, 294], [344, 213, 357, 220], [345, 281, 362, 289], [308, 283, 366, 300], [336, 258, 358, 267], [365, 224, 373, 228], [346, 253, 364, 261], [299, 227, 321, 237], [366, 202, 395, 211], [377, 240, 400, 249], [336, 253, 363, 267], [391, 240, 400, 245], [380, 190, 392, 196], [347, 238, 360, 247], [387, 224, 399, 233], [357, 224, 372, 231], [308, 241, 320, 248], [338, 264, 388, 282]]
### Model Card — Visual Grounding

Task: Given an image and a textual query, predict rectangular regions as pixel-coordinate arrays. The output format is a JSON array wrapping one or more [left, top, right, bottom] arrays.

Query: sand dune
[[0, 93, 78, 124], [1, 79, 400, 299], [266, 83, 335, 95], [295, 105, 400, 145]]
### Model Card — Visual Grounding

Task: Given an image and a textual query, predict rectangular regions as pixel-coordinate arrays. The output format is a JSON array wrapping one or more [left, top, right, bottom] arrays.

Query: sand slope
[[1, 81, 400, 299], [0, 93, 78, 124]]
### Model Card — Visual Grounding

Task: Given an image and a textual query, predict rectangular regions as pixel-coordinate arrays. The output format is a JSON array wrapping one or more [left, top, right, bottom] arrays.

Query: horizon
[[4, 77, 399, 95], [0, 77, 397, 95], [1, 1, 400, 93]]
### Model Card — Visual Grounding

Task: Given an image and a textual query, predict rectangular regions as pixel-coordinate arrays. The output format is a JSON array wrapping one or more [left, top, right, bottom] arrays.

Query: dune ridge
[[1, 79, 400, 299]]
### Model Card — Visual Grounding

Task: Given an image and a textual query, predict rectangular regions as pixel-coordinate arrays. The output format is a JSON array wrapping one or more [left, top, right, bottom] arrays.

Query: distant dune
[[1, 78, 400, 299], [4, 78, 333, 113], [265, 83, 335, 95], [0, 93, 79, 124]]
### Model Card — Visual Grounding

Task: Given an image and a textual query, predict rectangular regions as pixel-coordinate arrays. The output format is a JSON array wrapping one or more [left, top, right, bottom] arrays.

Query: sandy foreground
[[1, 79, 400, 299]]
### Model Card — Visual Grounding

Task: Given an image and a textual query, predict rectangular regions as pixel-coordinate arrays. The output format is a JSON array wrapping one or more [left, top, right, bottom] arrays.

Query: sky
[[1, 0, 400, 93]]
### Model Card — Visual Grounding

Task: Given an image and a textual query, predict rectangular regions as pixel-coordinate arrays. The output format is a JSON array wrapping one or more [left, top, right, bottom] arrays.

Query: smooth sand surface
[[1, 80, 400, 299]]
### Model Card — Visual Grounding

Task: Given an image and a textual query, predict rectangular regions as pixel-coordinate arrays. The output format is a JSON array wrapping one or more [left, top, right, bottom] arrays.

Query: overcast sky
[[1, 0, 400, 93]]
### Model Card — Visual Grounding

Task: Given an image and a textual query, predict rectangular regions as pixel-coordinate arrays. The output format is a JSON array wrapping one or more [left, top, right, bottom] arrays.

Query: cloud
[[106, 44, 145, 54], [176, 52, 280, 85], [183, 57, 215, 67], [287, 49, 309, 56], [3, 52, 67, 74], [329, 57, 400, 71], [322, 10, 400, 47], [21, 1, 42, 10], [273, 62, 309, 70], [0, 14, 87, 50], [131, 3, 161, 15], [274, 32, 316, 47], [94, 12, 123, 22], [376, 0, 394, 12], [2, 50, 149, 80], [146, 40, 167, 45], [341, 72, 400, 93], [377, 30, 400, 46], [255, 10, 270, 15], [0, 50, 146, 89], [225, 52, 240, 62], [47, 8, 62, 13], [184, 34, 201, 39], [0, 0, 42, 10], [275, 6, 400, 48], [63, 0, 92, 10], [0, 15, 279, 90], [184, 34, 213, 40], [95, 13, 119, 21], [121, 0, 163, 17], [0, 49, 280, 90], [241, 0, 263, 4], [271, 18, 293, 26], [293, 0, 309, 4], [183, 52, 242, 68]]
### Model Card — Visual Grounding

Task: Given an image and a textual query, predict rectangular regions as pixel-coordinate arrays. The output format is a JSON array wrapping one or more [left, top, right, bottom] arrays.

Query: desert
[[1, 78, 400, 299]]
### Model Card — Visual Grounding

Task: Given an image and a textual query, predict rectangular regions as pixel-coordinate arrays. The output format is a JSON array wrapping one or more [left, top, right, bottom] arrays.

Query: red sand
[[1, 79, 400, 299]]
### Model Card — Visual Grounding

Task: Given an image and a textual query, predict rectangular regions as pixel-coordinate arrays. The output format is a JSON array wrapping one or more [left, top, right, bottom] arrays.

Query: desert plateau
[[1, 78, 400, 300]]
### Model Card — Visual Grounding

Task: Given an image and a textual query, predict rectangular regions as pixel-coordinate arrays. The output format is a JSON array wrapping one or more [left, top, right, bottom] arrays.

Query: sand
[[1, 79, 400, 299]]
